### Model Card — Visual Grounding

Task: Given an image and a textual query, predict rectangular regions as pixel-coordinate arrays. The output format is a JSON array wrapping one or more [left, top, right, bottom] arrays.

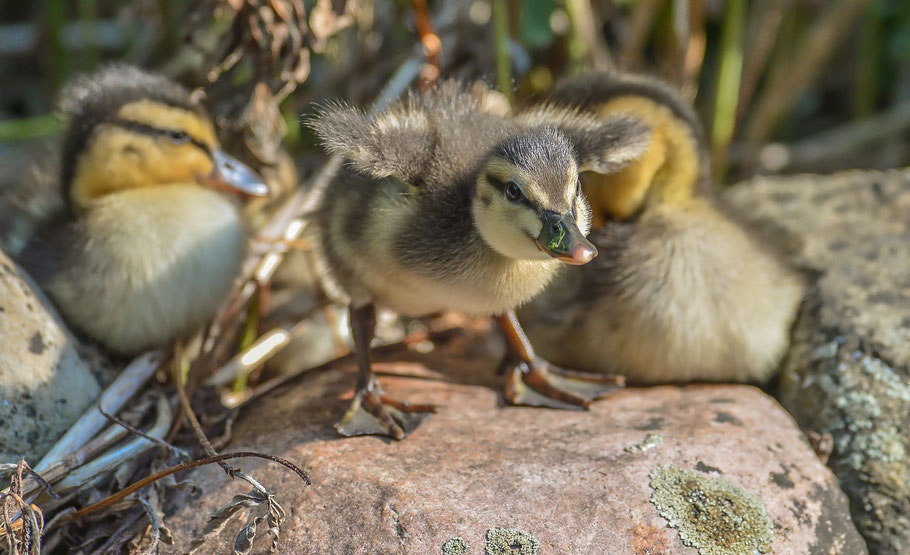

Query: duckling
[[517, 71, 806, 385], [308, 82, 651, 439], [0, 65, 268, 356]]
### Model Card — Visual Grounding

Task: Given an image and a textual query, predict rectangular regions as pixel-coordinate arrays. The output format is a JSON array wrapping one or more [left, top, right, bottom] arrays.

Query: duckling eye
[[505, 181, 524, 202], [166, 129, 191, 144]]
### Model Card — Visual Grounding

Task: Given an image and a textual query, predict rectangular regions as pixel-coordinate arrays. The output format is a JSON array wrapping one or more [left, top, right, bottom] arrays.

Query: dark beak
[[198, 149, 269, 197], [535, 211, 598, 265]]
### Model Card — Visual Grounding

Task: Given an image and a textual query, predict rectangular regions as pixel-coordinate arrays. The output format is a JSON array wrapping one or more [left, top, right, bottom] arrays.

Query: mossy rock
[[727, 168, 910, 554]]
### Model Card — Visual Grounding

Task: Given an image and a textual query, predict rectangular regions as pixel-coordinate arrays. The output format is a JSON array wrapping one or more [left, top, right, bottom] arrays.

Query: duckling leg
[[495, 311, 624, 410], [335, 303, 436, 440]]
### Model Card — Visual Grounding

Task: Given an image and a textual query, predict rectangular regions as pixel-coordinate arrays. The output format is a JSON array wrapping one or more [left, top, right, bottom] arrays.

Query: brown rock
[[727, 169, 910, 553], [0, 250, 100, 463], [167, 344, 864, 554]]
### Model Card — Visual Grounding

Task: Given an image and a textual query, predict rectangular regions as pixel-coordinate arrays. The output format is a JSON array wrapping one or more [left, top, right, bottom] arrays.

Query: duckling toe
[[504, 360, 625, 410], [335, 387, 436, 440]]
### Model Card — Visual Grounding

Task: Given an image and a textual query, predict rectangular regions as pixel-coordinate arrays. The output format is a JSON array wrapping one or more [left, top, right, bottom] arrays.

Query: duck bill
[[535, 212, 598, 266], [198, 149, 269, 197]]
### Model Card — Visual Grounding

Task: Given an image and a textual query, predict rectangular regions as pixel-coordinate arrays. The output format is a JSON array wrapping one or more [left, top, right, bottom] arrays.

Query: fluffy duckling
[[1, 65, 267, 355], [308, 83, 651, 439], [517, 71, 806, 385]]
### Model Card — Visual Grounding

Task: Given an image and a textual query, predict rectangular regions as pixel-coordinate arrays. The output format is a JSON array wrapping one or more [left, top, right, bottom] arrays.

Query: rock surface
[[168, 342, 864, 554], [727, 169, 910, 554], [0, 250, 100, 463]]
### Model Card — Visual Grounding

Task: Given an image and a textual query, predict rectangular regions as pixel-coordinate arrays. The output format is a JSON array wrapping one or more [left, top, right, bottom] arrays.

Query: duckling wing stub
[[307, 101, 436, 185], [516, 106, 651, 174]]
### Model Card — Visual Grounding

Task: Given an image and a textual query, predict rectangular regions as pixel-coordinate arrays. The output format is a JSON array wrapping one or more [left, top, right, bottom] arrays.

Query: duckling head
[[473, 128, 596, 265], [60, 65, 267, 211]]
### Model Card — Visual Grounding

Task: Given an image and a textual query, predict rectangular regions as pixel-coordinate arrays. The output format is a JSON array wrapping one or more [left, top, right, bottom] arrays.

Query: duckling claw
[[335, 387, 436, 440], [504, 360, 624, 410]]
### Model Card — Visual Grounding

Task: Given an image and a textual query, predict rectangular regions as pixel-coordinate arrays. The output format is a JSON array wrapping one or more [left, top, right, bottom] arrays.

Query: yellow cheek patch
[[514, 205, 543, 237], [117, 99, 218, 149], [70, 126, 215, 209], [583, 96, 701, 224]]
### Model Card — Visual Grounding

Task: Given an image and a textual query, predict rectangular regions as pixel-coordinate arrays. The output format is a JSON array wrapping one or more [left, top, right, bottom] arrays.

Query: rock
[[167, 341, 864, 554], [0, 250, 100, 464], [726, 169, 910, 554]]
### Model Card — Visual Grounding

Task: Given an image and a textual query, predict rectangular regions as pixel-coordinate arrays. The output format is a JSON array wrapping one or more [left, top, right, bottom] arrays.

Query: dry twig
[[57, 452, 309, 523]]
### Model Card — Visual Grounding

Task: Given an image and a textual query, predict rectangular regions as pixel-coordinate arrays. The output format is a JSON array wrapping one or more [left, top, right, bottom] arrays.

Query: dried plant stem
[[44, 394, 173, 505], [12, 424, 128, 504], [172, 343, 225, 475], [852, 4, 882, 118], [565, 0, 612, 71], [232, 287, 262, 393], [619, 0, 663, 71], [710, 0, 746, 180], [4, 353, 164, 504], [744, 0, 874, 143], [58, 452, 309, 523], [736, 0, 787, 129], [238, 326, 461, 411], [732, 98, 910, 173], [662, 0, 689, 86], [35, 351, 164, 474], [207, 312, 325, 389], [95, 392, 179, 455], [682, 0, 705, 87], [412, 0, 441, 86], [492, 0, 513, 104]]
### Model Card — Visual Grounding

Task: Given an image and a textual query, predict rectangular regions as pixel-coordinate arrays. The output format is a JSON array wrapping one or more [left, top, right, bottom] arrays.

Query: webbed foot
[[495, 311, 623, 410], [503, 357, 624, 410], [336, 377, 436, 440]]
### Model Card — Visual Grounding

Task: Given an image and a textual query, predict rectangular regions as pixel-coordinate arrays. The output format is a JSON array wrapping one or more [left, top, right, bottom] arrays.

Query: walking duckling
[[1, 65, 268, 355], [517, 71, 806, 384], [308, 83, 651, 439]]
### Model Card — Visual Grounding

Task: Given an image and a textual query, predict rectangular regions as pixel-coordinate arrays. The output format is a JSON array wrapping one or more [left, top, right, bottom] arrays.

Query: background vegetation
[[1, 0, 908, 183]]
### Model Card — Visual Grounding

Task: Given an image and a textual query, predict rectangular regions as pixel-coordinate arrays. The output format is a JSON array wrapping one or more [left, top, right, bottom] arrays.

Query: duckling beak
[[198, 150, 270, 197], [535, 211, 598, 265]]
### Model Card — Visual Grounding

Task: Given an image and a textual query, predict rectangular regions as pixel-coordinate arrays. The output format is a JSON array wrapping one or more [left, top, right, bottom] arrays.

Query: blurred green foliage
[[1, 0, 909, 179]]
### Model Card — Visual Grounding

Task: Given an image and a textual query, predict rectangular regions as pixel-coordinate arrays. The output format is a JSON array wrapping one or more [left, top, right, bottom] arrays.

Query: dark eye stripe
[[486, 173, 537, 211], [109, 118, 212, 158], [486, 174, 507, 192]]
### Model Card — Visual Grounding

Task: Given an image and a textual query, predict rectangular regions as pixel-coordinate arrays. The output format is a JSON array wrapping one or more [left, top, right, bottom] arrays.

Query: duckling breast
[[45, 185, 246, 354], [316, 170, 562, 316]]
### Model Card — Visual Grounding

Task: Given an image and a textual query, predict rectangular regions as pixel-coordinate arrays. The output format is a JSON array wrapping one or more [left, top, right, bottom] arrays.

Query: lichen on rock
[[727, 168, 910, 553], [484, 528, 539, 555], [442, 537, 469, 555], [624, 432, 662, 453], [0, 250, 100, 463], [649, 466, 774, 555]]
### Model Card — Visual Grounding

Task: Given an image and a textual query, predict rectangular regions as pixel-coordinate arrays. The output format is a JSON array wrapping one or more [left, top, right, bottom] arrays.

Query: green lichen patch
[[442, 537, 469, 555], [649, 466, 774, 555], [484, 527, 539, 555], [624, 432, 663, 453]]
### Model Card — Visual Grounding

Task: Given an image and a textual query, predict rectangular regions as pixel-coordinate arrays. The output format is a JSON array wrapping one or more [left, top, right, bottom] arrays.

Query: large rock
[[167, 341, 864, 554], [0, 250, 100, 463], [726, 168, 910, 553]]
